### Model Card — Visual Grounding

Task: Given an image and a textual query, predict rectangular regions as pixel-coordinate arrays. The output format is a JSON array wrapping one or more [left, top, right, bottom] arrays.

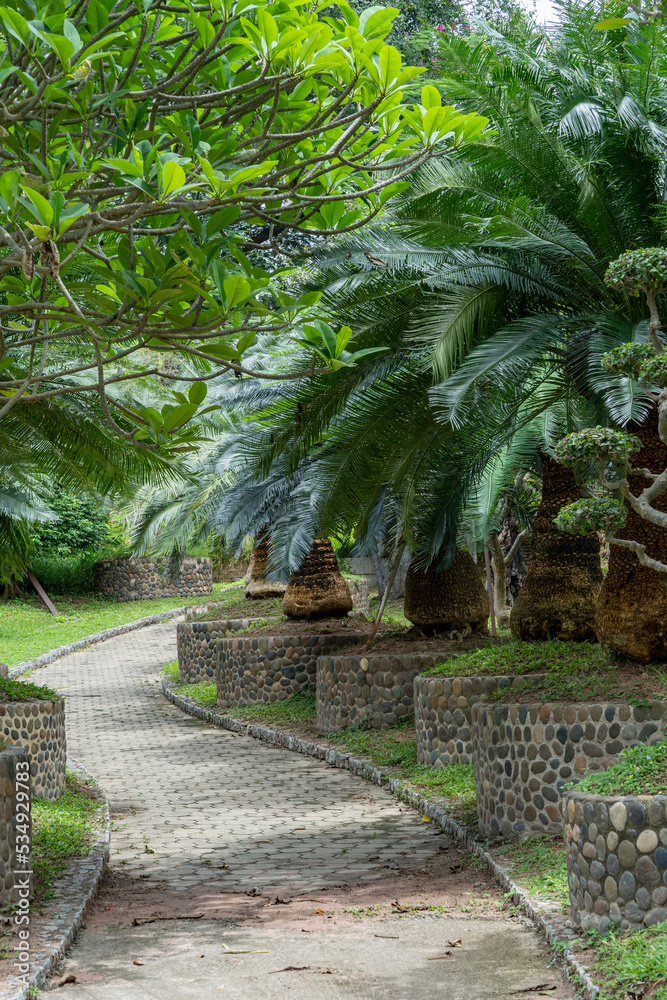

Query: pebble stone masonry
[[217, 633, 366, 707], [473, 698, 667, 837], [317, 653, 434, 732], [415, 673, 536, 766], [94, 555, 212, 601], [0, 698, 66, 800], [177, 618, 254, 683], [563, 789, 667, 932], [0, 745, 31, 906]]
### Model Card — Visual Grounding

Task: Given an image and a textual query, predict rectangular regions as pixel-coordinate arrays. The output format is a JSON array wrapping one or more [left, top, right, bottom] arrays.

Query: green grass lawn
[[0, 583, 240, 667], [32, 771, 103, 903]]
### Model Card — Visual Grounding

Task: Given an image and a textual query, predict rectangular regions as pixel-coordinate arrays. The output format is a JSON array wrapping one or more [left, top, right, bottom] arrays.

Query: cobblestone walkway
[[32, 620, 574, 999]]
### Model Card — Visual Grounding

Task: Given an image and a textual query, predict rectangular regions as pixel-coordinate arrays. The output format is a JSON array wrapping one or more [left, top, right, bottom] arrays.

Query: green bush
[[31, 550, 99, 595], [573, 740, 667, 797], [0, 676, 59, 703], [30, 485, 121, 557]]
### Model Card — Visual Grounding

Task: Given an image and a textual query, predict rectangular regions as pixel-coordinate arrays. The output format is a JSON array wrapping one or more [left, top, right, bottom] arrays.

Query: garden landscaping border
[[0, 758, 110, 1000], [161, 675, 599, 998]]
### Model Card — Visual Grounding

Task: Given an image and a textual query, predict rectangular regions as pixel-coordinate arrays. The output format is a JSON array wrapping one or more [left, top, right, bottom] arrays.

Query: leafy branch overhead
[[0, 0, 490, 448], [555, 248, 667, 572]]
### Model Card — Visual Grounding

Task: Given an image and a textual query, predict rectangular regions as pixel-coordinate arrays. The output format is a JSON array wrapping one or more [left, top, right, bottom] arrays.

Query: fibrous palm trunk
[[282, 538, 352, 619], [403, 549, 489, 633], [596, 405, 667, 662], [244, 536, 287, 599], [510, 456, 602, 641]]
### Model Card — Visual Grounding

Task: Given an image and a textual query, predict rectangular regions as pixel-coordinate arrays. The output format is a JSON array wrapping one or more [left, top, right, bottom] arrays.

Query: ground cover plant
[[420, 638, 667, 704], [32, 771, 101, 903], [591, 924, 667, 1000], [573, 740, 667, 797], [0, 677, 59, 703], [488, 836, 570, 911], [0, 583, 231, 667]]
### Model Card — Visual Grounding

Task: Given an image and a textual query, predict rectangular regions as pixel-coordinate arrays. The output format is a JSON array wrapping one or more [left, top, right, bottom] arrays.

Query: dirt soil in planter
[[330, 630, 494, 659], [226, 618, 398, 639], [492, 662, 667, 705]]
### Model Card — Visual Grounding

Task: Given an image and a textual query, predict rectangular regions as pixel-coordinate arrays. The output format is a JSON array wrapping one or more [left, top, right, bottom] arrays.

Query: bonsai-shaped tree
[[554, 248, 667, 660]]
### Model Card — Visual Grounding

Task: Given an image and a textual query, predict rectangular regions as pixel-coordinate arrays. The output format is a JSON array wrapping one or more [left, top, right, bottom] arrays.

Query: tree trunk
[[371, 544, 411, 600], [403, 549, 489, 632], [282, 537, 352, 619], [510, 456, 602, 641], [499, 512, 529, 600], [488, 533, 510, 628], [244, 536, 287, 599], [596, 404, 667, 662]]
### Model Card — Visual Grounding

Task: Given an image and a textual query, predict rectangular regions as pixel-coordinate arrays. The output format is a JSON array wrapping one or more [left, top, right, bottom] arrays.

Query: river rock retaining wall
[[415, 673, 539, 766], [177, 619, 254, 683], [346, 578, 370, 618], [0, 699, 66, 800], [473, 700, 667, 838], [218, 634, 366, 707], [563, 789, 667, 933], [94, 556, 212, 601], [317, 653, 436, 732], [0, 746, 31, 906]]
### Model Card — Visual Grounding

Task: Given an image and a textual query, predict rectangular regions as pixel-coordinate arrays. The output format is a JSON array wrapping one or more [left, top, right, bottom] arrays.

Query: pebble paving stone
[[30, 620, 575, 998]]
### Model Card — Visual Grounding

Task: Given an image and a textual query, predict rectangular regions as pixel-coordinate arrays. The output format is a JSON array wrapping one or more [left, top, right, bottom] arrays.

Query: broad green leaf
[[162, 160, 186, 197], [421, 85, 441, 110], [188, 381, 207, 404], [594, 17, 631, 28], [223, 274, 252, 308]]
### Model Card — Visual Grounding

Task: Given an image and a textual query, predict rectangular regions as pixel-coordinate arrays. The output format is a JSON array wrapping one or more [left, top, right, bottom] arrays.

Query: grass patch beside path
[[0, 583, 236, 667], [489, 836, 570, 910], [591, 924, 667, 1000], [32, 771, 101, 904]]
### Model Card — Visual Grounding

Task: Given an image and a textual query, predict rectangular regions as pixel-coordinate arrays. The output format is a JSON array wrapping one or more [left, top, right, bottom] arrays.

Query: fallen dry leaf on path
[[448, 939, 462, 948], [133, 959, 144, 966], [221, 943, 269, 954], [510, 985, 556, 994], [313, 908, 325, 914], [58, 974, 76, 986], [374, 935, 399, 939], [269, 966, 311, 974], [428, 953, 452, 960]]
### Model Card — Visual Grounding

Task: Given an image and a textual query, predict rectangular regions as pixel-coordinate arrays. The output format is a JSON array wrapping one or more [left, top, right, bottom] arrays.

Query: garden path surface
[[33, 620, 575, 999]]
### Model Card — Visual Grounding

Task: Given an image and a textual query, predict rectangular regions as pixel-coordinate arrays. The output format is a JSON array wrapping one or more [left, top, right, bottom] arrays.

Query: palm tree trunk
[[403, 548, 489, 633], [596, 404, 667, 662], [510, 455, 602, 641], [282, 537, 352, 619], [244, 535, 287, 599]]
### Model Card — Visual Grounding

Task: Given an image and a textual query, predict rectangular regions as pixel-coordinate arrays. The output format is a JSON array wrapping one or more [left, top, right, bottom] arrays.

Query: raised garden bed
[[217, 632, 368, 707], [177, 618, 257, 683], [0, 678, 66, 800], [562, 741, 667, 933], [317, 651, 444, 732], [94, 555, 212, 601]]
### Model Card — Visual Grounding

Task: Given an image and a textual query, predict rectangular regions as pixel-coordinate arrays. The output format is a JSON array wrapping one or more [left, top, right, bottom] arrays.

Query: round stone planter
[[177, 619, 254, 683], [472, 698, 667, 838], [94, 555, 212, 601], [563, 789, 667, 932], [317, 653, 436, 732], [217, 634, 366, 708], [0, 699, 66, 800], [414, 673, 540, 766], [0, 745, 32, 906]]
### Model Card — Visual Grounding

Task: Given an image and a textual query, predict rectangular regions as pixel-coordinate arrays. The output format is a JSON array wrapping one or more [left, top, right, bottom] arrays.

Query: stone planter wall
[[317, 653, 434, 732], [415, 673, 536, 766], [218, 634, 366, 707], [0, 746, 32, 906], [346, 578, 370, 618], [563, 789, 667, 933], [0, 699, 66, 800], [94, 556, 212, 601], [473, 699, 667, 838], [177, 619, 254, 683]]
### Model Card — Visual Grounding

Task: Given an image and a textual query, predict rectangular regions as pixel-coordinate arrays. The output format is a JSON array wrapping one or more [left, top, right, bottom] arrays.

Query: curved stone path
[[30, 620, 575, 999]]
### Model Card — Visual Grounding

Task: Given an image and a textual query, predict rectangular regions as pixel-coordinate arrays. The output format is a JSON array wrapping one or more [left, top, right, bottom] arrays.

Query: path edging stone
[[162, 677, 598, 999], [2, 758, 110, 1000]]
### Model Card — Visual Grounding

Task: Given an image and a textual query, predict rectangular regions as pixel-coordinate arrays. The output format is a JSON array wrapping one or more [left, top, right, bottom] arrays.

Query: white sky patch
[[532, 0, 559, 23]]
